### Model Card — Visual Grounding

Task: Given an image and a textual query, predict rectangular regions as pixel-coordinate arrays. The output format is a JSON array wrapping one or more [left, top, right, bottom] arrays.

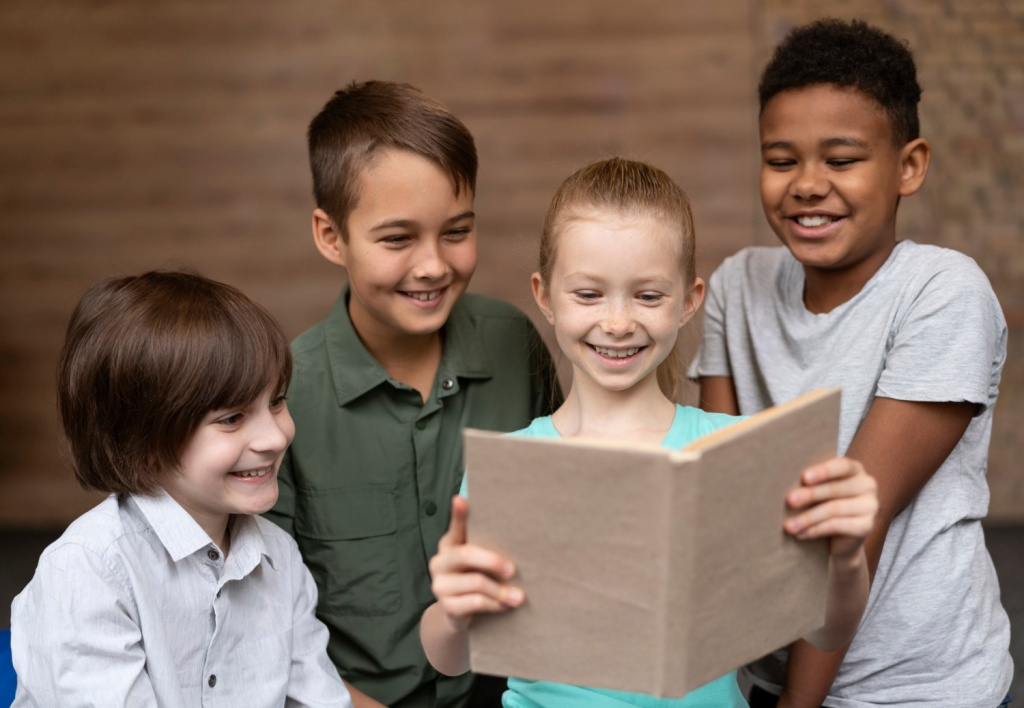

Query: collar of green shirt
[[323, 284, 494, 407]]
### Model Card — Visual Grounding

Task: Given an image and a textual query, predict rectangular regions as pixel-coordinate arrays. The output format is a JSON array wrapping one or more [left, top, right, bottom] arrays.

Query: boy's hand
[[783, 457, 879, 560], [428, 495, 524, 632]]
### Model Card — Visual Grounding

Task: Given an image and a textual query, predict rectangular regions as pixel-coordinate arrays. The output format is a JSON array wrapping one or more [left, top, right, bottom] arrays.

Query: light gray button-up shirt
[[12, 490, 352, 707]]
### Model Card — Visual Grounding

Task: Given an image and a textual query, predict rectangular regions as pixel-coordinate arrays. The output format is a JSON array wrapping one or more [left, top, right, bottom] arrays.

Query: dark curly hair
[[759, 19, 921, 146]]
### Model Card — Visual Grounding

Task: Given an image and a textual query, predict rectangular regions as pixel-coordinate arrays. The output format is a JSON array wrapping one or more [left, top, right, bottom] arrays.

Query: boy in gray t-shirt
[[689, 20, 1013, 708]]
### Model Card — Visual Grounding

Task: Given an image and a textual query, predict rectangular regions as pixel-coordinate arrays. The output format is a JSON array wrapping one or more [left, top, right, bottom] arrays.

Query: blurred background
[[1, 0, 1021, 693]]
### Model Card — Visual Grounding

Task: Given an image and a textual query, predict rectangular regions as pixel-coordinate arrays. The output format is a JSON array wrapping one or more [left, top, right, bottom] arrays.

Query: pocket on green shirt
[[293, 484, 401, 617]]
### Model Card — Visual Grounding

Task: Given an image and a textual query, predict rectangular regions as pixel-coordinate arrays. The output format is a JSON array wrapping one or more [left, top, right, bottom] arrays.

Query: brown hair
[[539, 158, 697, 400], [57, 270, 292, 495], [308, 80, 477, 237]]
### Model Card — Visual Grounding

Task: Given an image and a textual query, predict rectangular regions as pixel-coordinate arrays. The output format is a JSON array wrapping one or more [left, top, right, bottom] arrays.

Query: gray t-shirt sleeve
[[688, 263, 732, 381], [876, 253, 1006, 410]]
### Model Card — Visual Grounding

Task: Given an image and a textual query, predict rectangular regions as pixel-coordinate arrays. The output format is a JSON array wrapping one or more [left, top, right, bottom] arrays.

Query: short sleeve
[[11, 544, 158, 706], [285, 541, 354, 707], [688, 263, 733, 381], [877, 256, 1006, 409]]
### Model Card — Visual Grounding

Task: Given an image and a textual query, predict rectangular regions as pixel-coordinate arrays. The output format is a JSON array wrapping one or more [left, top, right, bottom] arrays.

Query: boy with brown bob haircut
[[690, 19, 1013, 708], [264, 81, 561, 708]]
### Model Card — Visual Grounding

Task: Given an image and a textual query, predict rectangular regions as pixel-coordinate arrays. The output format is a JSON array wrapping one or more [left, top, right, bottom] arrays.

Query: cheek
[[449, 240, 478, 277]]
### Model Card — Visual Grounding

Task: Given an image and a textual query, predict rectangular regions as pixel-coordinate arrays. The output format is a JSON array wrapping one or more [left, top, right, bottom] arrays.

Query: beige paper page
[[465, 388, 840, 697]]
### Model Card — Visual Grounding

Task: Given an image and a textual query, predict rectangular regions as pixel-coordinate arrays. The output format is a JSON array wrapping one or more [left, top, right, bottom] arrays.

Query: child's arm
[[699, 375, 740, 415], [774, 398, 974, 708], [420, 495, 524, 676], [11, 545, 159, 706], [782, 456, 878, 653]]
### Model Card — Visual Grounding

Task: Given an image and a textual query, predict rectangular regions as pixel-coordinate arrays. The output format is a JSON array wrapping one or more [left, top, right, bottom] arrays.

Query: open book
[[463, 387, 841, 698]]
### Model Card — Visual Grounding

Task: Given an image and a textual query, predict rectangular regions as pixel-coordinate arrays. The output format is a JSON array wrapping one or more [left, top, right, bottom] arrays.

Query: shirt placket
[[198, 543, 227, 706]]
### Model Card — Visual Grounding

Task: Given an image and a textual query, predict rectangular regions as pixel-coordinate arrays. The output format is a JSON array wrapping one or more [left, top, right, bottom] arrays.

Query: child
[[10, 270, 361, 707], [262, 81, 562, 707], [420, 157, 879, 707], [689, 19, 1014, 708]]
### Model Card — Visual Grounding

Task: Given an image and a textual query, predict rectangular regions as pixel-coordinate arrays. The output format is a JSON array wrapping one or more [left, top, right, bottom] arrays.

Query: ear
[[312, 208, 348, 267], [898, 138, 930, 197], [679, 277, 705, 328], [531, 272, 555, 326]]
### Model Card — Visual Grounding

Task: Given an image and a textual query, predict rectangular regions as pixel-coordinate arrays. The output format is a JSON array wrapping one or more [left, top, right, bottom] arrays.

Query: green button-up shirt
[[265, 288, 561, 708]]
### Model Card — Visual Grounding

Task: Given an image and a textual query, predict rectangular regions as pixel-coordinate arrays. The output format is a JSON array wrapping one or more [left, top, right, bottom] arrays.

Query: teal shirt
[[462, 405, 748, 708], [265, 287, 561, 708]]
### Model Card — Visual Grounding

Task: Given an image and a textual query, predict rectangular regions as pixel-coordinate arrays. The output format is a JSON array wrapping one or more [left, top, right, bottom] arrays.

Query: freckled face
[[534, 210, 697, 394], [760, 85, 909, 280], [338, 149, 477, 344]]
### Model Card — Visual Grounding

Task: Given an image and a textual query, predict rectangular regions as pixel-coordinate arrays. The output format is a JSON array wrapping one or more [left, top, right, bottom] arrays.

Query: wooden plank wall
[[0, 0, 757, 526], [2, 0, 1021, 526]]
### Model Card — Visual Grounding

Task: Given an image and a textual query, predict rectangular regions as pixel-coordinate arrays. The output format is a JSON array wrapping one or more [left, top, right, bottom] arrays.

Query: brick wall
[[1, 0, 1021, 525]]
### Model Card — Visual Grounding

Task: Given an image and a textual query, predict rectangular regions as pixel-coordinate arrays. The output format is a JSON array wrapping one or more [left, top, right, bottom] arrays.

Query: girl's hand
[[428, 495, 525, 632], [783, 457, 879, 561]]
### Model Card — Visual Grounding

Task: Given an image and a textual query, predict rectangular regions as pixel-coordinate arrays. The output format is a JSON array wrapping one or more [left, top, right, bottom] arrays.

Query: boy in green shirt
[[264, 81, 561, 708]]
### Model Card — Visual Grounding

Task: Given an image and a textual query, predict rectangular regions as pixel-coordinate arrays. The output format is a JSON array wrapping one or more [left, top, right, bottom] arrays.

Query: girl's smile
[[533, 209, 698, 396]]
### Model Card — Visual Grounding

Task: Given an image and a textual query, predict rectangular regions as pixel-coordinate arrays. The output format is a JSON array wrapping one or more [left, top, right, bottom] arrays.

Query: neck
[[802, 240, 896, 314], [552, 372, 676, 444], [349, 305, 443, 402]]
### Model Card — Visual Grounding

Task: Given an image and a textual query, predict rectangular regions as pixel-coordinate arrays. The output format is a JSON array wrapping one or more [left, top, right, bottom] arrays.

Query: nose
[[600, 299, 637, 337], [412, 237, 450, 280], [790, 162, 830, 201], [251, 407, 293, 455]]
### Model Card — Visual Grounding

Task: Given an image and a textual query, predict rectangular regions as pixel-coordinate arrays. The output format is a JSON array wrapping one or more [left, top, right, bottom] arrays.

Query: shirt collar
[[132, 488, 275, 571], [324, 284, 493, 406]]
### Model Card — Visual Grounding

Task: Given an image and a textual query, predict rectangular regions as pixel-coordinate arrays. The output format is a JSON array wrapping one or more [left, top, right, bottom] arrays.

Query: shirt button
[[441, 378, 454, 390], [415, 420, 426, 430], [207, 549, 219, 561], [208, 674, 217, 688], [424, 501, 438, 516]]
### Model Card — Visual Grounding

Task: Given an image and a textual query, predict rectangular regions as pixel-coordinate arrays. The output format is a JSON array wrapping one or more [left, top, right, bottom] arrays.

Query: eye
[[826, 158, 858, 169], [443, 227, 472, 241], [637, 292, 664, 304], [572, 290, 600, 301], [217, 412, 244, 426], [270, 395, 288, 410], [765, 159, 796, 170], [380, 234, 411, 246]]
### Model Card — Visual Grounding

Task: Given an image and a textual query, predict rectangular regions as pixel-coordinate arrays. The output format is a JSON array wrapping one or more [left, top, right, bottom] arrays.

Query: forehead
[[760, 84, 894, 149], [554, 209, 684, 278], [352, 148, 472, 220]]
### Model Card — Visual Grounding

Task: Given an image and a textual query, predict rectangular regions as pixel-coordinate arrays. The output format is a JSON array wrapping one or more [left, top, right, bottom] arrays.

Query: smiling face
[[760, 84, 928, 290], [163, 387, 294, 546], [317, 148, 477, 349], [533, 209, 700, 396]]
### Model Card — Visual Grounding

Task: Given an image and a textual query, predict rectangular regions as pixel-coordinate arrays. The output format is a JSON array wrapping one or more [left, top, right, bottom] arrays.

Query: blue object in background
[[0, 629, 14, 707]]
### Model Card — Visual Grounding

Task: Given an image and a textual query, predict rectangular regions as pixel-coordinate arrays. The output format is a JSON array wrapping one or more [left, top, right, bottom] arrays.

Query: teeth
[[234, 467, 270, 478], [406, 290, 440, 301], [593, 346, 641, 358], [796, 215, 835, 227]]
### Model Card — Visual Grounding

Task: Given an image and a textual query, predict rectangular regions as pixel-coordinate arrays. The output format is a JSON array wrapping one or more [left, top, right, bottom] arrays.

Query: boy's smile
[[760, 84, 929, 308], [163, 388, 294, 549], [323, 149, 477, 349]]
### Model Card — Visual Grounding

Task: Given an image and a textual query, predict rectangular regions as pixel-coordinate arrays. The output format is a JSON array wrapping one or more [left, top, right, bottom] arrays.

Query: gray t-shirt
[[689, 241, 1013, 707]]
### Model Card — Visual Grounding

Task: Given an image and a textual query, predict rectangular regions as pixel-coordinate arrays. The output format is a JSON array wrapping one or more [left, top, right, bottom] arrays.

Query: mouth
[[588, 344, 645, 359], [790, 214, 843, 228], [399, 288, 446, 304], [230, 466, 274, 480]]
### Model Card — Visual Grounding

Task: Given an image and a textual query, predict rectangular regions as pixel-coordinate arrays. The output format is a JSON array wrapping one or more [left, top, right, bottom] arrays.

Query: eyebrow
[[761, 137, 870, 151], [370, 211, 475, 232]]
